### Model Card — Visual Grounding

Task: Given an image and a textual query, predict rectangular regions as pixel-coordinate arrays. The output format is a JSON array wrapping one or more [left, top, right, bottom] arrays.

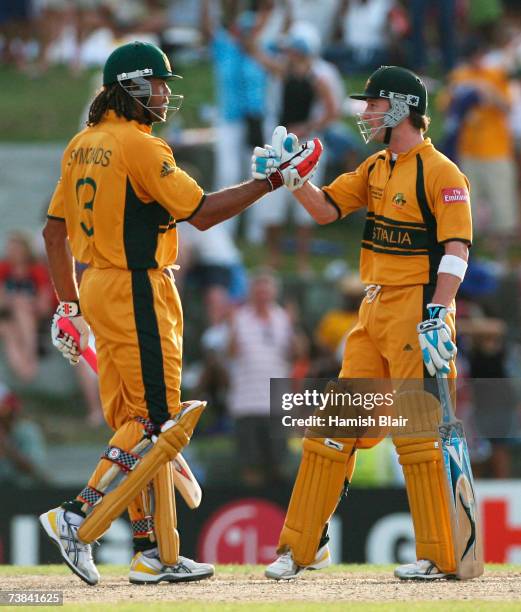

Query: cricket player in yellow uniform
[[253, 66, 481, 580], [39, 41, 321, 586]]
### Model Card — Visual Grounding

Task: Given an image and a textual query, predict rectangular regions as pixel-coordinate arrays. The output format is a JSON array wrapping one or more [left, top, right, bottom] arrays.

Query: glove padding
[[51, 301, 90, 366], [417, 303, 457, 377], [252, 125, 323, 191]]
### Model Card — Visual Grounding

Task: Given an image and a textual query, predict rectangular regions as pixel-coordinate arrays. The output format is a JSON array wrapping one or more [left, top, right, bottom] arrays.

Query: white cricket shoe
[[265, 543, 331, 580], [39, 507, 100, 586], [129, 549, 214, 584], [394, 559, 455, 580]]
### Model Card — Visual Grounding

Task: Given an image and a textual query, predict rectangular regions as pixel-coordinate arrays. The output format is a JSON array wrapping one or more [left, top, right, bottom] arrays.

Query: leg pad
[[78, 402, 204, 544], [278, 437, 355, 566], [153, 462, 179, 565], [395, 436, 456, 573]]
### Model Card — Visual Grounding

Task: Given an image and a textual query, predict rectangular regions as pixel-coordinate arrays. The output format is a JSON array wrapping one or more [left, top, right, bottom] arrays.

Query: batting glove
[[51, 301, 90, 366], [252, 126, 323, 191], [417, 304, 457, 377]]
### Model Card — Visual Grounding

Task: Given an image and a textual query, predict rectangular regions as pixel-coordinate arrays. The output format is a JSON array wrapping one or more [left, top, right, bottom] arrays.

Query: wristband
[[265, 171, 283, 191], [437, 254, 468, 281], [426, 303, 455, 320], [57, 300, 81, 317]]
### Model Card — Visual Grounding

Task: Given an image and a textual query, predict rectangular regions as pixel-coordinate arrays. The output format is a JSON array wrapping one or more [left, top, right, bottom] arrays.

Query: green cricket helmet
[[103, 41, 183, 120], [350, 66, 427, 143]]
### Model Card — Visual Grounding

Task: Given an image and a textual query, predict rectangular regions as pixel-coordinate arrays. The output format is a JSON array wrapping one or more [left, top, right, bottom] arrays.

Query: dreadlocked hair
[[87, 83, 152, 127]]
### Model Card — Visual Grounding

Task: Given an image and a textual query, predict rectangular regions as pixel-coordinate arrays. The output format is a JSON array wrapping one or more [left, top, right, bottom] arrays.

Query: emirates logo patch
[[441, 187, 469, 203]]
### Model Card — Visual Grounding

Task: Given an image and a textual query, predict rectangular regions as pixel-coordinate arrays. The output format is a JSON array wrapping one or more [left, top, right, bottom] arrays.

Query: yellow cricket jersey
[[449, 65, 513, 159], [47, 111, 204, 269], [323, 139, 472, 286]]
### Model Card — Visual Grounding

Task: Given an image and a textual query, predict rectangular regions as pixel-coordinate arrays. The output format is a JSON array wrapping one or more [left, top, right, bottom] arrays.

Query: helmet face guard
[[117, 68, 183, 122], [356, 95, 410, 144], [350, 66, 427, 145]]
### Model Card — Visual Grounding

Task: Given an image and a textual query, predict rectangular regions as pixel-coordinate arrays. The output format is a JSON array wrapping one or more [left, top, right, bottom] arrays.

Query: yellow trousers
[[78, 266, 184, 531]]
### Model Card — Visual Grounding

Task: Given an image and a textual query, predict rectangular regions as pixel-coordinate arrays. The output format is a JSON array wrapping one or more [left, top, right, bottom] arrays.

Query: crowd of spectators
[[0, 1, 518, 73], [1, 0, 521, 485]]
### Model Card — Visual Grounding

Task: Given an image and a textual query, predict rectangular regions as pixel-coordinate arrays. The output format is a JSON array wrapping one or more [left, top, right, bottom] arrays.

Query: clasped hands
[[251, 126, 323, 192]]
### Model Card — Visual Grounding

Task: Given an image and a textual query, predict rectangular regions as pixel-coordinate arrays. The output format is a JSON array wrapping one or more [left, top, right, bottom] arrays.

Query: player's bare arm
[[42, 218, 78, 302], [291, 181, 339, 225], [189, 179, 272, 231], [418, 239, 470, 376], [43, 217, 89, 365], [431, 240, 469, 306]]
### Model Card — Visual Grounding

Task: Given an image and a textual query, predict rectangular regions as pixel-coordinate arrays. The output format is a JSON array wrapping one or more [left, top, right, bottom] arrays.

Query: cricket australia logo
[[160, 161, 175, 177], [392, 192, 407, 209], [108, 448, 121, 460]]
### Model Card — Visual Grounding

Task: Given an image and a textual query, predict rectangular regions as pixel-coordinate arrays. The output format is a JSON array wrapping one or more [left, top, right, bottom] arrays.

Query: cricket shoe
[[265, 544, 331, 580], [39, 507, 100, 586], [129, 549, 214, 584], [394, 559, 455, 580]]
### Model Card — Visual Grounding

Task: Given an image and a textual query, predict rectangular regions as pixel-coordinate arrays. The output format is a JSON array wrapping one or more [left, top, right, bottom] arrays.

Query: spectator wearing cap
[[0, 383, 47, 486]]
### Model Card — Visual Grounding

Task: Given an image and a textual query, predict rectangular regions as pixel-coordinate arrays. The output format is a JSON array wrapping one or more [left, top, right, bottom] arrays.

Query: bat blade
[[437, 375, 483, 579], [172, 454, 202, 509]]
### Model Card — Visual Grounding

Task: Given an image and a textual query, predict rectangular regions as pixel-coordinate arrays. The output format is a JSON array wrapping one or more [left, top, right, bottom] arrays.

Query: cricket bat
[[56, 316, 202, 509], [436, 373, 484, 578]]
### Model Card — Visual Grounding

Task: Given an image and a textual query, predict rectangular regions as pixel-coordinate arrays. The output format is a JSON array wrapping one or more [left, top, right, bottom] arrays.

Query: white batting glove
[[252, 126, 300, 190], [252, 126, 323, 191], [417, 304, 457, 377], [51, 301, 90, 366]]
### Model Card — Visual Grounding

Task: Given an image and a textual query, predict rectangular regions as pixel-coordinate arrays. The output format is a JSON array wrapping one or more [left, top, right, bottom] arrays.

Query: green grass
[[0, 61, 213, 142], [34, 604, 521, 612], [0, 66, 95, 141], [0, 62, 444, 144]]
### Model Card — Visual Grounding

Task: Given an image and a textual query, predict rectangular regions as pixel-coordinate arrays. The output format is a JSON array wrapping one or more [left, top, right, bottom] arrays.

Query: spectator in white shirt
[[228, 268, 294, 486]]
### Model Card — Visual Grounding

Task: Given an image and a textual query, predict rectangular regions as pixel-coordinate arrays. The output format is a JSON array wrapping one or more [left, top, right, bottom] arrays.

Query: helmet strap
[[384, 127, 392, 145]]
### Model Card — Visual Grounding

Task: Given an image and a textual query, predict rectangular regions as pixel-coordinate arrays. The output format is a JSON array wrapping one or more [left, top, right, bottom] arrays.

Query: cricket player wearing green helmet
[[39, 40, 323, 586], [254, 66, 482, 581]]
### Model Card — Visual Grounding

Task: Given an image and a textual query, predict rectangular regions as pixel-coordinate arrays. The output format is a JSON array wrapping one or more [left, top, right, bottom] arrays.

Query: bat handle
[[56, 317, 98, 374], [435, 372, 455, 422]]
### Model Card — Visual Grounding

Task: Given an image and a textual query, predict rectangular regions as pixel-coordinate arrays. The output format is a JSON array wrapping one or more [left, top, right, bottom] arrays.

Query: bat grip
[[435, 372, 455, 423], [56, 316, 98, 373]]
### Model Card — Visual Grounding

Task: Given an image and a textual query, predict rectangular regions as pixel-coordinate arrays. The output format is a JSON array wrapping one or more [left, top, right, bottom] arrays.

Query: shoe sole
[[39, 513, 99, 586], [395, 573, 456, 581], [129, 570, 214, 585]]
